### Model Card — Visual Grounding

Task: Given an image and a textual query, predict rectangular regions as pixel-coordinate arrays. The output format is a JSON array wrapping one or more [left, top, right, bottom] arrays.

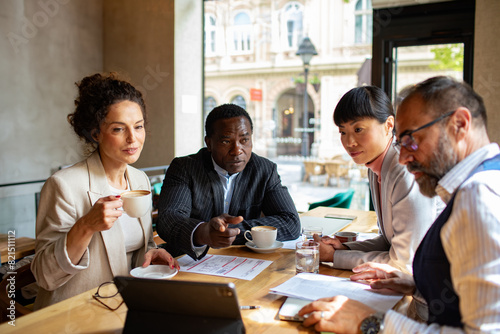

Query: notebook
[[300, 215, 355, 236], [114, 276, 246, 334]]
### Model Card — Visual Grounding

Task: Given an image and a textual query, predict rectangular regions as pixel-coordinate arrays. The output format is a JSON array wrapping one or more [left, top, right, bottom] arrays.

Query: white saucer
[[130, 265, 178, 279], [246, 241, 284, 253]]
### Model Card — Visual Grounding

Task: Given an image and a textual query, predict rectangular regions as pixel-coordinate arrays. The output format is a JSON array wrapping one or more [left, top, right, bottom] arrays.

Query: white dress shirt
[[383, 143, 500, 333], [109, 183, 144, 269], [190, 159, 240, 256]]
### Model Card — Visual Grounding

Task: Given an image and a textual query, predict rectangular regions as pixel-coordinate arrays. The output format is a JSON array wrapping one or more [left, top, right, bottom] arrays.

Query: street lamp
[[296, 36, 317, 157]]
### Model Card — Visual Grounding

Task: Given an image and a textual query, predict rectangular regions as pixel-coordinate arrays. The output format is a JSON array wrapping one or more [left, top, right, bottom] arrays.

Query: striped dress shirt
[[384, 143, 500, 333]]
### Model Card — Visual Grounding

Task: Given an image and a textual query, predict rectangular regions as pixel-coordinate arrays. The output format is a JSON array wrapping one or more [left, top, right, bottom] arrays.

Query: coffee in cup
[[244, 226, 277, 248], [334, 231, 358, 243], [121, 190, 151, 218]]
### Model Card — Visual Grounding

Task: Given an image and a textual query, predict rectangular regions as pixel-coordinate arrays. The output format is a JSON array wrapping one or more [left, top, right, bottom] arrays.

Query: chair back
[[308, 188, 355, 211]]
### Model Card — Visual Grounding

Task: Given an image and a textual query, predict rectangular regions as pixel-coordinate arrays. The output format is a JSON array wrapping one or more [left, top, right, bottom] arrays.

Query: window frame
[[231, 11, 253, 54], [372, 0, 475, 99], [204, 13, 217, 56], [354, 0, 373, 45], [281, 1, 304, 50]]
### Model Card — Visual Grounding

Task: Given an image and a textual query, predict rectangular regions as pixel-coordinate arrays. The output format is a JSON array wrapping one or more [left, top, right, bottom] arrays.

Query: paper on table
[[270, 273, 403, 313], [282, 237, 302, 250], [178, 254, 272, 280]]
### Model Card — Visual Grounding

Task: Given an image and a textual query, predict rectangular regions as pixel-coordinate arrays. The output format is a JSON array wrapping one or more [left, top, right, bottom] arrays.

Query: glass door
[[391, 43, 465, 104]]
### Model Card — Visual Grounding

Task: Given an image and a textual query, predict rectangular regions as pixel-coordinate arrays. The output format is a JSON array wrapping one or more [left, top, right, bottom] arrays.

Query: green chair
[[308, 188, 355, 211]]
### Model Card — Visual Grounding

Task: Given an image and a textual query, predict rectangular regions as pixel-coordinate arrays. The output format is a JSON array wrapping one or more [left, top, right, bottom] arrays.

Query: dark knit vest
[[413, 154, 500, 327]]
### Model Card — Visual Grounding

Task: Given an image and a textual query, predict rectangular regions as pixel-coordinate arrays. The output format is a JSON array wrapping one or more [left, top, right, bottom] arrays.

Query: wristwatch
[[360, 312, 384, 334]]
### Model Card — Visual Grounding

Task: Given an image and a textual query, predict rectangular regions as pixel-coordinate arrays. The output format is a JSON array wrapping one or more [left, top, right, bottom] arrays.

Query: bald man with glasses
[[297, 76, 500, 334]]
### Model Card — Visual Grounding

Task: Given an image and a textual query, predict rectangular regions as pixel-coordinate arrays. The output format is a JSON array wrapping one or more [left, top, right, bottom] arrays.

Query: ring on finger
[[320, 311, 324, 319]]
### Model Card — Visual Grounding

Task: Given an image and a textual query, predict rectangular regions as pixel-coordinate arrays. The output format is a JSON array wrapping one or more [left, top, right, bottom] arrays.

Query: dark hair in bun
[[67, 73, 146, 147]]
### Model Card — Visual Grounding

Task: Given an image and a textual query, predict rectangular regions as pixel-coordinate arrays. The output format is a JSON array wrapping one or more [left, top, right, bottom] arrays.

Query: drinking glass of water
[[295, 241, 320, 274], [301, 226, 323, 241]]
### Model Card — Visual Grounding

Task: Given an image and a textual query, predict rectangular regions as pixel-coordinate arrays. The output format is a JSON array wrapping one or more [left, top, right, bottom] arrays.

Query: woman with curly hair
[[32, 73, 178, 309]]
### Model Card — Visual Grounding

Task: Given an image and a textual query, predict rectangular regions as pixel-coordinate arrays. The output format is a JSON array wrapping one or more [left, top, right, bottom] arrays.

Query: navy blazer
[[157, 148, 301, 259]]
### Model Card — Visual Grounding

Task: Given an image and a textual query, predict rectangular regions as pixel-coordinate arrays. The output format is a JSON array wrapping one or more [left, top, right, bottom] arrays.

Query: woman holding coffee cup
[[32, 73, 179, 309], [314, 86, 442, 274]]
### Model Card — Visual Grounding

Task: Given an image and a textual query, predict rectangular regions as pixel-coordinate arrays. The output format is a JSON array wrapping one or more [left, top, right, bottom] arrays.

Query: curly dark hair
[[67, 73, 146, 147], [205, 103, 253, 137]]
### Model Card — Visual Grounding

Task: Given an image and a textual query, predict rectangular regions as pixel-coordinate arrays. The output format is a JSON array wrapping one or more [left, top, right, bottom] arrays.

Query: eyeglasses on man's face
[[394, 110, 455, 152], [92, 281, 124, 311]]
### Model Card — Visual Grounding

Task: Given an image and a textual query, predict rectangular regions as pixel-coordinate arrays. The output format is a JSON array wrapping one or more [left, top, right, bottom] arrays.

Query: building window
[[204, 96, 217, 121], [233, 12, 252, 53], [205, 14, 216, 55], [355, 0, 372, 44], [231, 95, 247, 110], [283, 2, 303, 49]]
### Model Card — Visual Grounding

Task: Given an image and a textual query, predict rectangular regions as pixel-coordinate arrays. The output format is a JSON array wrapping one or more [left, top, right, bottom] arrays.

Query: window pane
[[355, 16, 362, 44], [287, 21, 294, 47], [367, 15, 372, 43], [355, 0, 363, 11], [391, 43, 465, 104], [231, 95, 247, 110], [211, 31, 215, 52], [284, 2, 303, 49], [235, 12, 250, 25], [204, 96, 217, 122]]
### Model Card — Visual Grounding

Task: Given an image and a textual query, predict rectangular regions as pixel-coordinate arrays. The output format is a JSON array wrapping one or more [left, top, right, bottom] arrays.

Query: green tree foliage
[[430, 44, 464, 71]]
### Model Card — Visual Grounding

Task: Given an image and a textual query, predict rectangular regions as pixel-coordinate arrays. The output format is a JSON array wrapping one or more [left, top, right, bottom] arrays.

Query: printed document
[[270, 273, 403, 313], [178, 254, 272, 280]]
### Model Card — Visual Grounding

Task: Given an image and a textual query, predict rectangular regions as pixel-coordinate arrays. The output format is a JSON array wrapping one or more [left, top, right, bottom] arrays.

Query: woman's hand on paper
[[298, 295, 374, 334], [142, 247, 180, 270], [313, 235, 348, 262], [351, 262, 416, 295]]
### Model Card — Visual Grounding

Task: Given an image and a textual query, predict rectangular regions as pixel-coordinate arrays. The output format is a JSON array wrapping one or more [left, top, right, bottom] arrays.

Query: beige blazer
[[31, 151, 155, 309], [333, 144, 442, 273]]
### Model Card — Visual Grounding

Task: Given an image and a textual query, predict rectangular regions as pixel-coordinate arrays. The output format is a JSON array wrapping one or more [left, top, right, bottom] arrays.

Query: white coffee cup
[[244, 226, 277, 248], [121, 190, 151, 218]]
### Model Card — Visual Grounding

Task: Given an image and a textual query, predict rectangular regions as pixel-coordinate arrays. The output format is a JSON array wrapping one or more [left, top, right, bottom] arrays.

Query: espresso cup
[[334, 231, 358, 243], [121, 190, 151, 218], [244, 226, 277, 248]]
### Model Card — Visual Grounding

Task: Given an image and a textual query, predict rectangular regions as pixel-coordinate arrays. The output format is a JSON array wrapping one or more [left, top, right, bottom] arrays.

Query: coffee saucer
[[245, 241, 284, 253], [130, 265, 178, 279]]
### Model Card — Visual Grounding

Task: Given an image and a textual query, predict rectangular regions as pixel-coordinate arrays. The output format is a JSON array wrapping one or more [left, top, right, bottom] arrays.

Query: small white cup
[[121, 190, 151, 218], [244, 226, 277, 248]]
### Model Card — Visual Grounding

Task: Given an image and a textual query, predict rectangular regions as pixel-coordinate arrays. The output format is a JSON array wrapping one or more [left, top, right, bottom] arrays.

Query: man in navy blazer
[[157, 103, 300, 260]]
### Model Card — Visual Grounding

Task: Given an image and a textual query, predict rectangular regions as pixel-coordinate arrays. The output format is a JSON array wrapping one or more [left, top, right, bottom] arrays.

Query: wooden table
[[0, 234, 35, 264], [0, 207, 377, 333]]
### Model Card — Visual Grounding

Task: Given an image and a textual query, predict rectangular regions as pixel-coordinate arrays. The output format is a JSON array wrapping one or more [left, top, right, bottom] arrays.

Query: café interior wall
[[0, 0, 103, 239], [103, 0, 179, 169], [474, 0, 500, 145], [174, 0, 204, 157]]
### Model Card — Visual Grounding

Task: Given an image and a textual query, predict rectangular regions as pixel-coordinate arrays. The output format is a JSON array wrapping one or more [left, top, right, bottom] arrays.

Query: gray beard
[[407, 134, 458, 198]]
